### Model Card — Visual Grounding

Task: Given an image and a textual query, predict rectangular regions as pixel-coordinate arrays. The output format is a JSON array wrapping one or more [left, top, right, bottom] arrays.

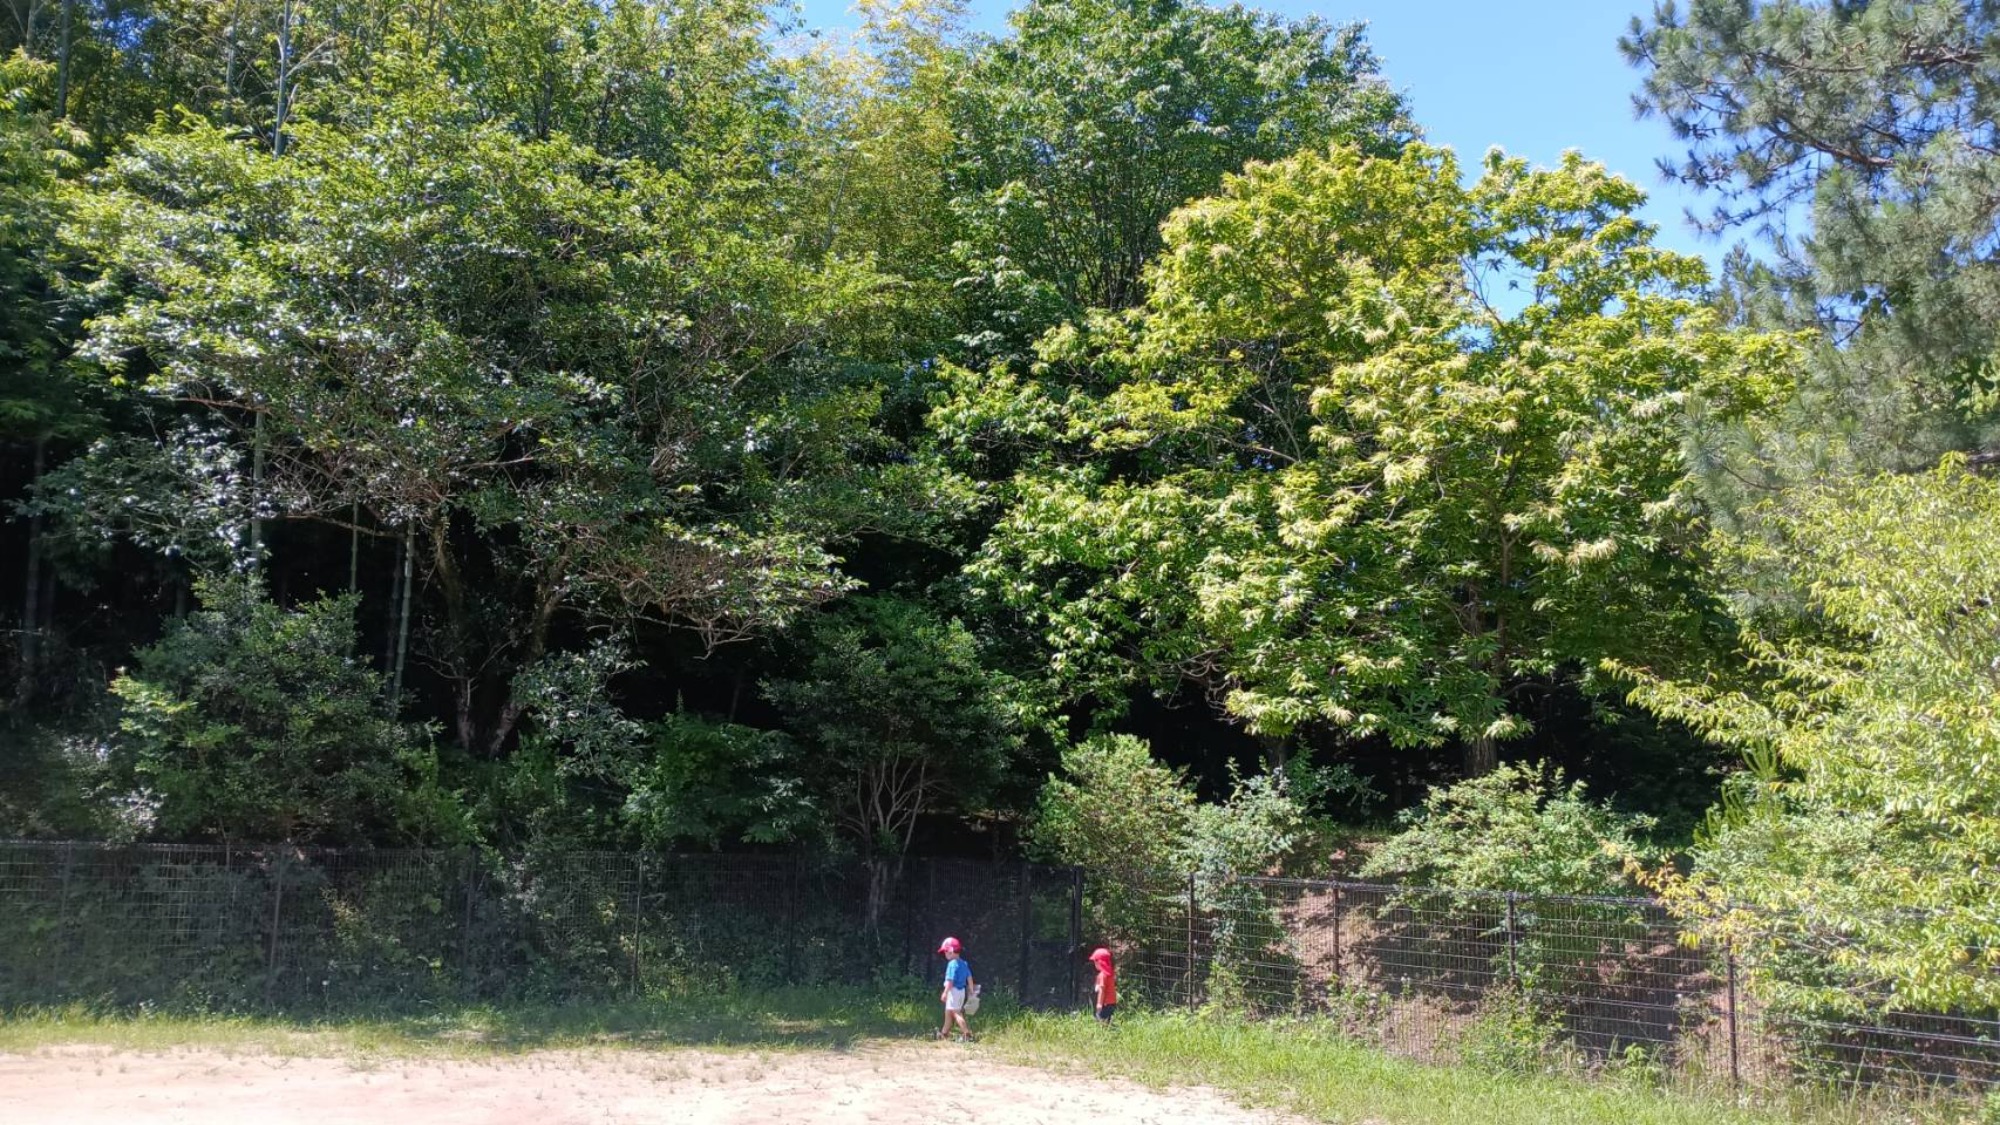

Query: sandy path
[[0, 1043, 1300, 1125]]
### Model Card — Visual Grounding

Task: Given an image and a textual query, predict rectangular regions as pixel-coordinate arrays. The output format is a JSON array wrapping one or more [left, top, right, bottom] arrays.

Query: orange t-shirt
[[1095, 967, 1118, 1007]]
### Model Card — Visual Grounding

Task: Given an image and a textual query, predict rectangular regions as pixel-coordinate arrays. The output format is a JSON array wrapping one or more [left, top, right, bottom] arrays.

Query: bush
[[1032, 734, 1329, 1012], [1027, 734, 1192, 938], [622, 711, 823, 850], [766, 595, 1025, 856], [1457, 990, 1566, 1076], [109, 575, 462, 845], [1360, 762, 1655, 897], [1185, 765, 1322, 879]]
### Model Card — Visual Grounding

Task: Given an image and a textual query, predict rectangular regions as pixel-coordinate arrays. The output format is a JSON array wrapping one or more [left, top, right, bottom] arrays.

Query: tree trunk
[[272, 0, 294, 157], [348, 501, 359, 594], [17, 437, 46, 703], [453, 677, 478, 753], [54, 0, 73, 118], [1464, 733, 1498, 777], [390, 523, 414, 702], [863, 856, 904, 937], [381, 525, 404, 674], [248, 411, 265, 561]]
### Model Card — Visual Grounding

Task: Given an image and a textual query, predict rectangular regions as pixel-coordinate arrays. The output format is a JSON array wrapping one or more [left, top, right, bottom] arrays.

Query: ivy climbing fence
[[1116, 874, 2000, 1106], [0, 841, 1084, 1011]]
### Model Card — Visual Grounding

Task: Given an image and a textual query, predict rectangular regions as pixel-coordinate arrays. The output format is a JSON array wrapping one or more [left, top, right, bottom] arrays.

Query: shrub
[[1027, 734, 1193, 938], [1360, 762, 1655, 897], [1033, 734, 1328, 1012], [109, 575, 460, 845], [766, 595, 1024, 856]]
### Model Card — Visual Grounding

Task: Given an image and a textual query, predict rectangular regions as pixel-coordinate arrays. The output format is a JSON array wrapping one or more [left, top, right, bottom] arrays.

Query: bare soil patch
[[0, 1042, 1299, 1125]]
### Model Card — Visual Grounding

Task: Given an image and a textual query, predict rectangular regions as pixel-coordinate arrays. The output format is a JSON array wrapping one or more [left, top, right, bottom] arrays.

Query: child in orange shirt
[[1089, 947, 1117, 1024]]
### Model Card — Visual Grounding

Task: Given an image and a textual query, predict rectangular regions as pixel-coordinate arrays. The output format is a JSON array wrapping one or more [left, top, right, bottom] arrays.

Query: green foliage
[[0, 712, 117, 838], [785, 0, 968, 354], [1623, 461, 2000, 1013], [59, 41, 918, 752], [1627, 1, 2000, 509], [621, 712, 822, 850], [1455, 990, 1565, 1077], [0, 51, 87, 444], [1030, 732, 1324, 954], [1029, 733, 1327, 881], [1183, 765, 1320, 881], [958, 142, 1796, 771], [1360, 763, 1655, 898], [512, 641, 648, 779], [28, 423, 257, 576], [765, 594, 1027, 854], [108, 575, 460, 844], [946, 0, 1411, 357], [1027, 733, 1192, 932]]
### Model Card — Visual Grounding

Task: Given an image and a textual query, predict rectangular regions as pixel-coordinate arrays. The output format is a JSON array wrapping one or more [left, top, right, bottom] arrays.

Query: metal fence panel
[[1105, 871, 2000, 1107], [9, 842, 1995, 1110], [0, 841, 1082, 1013]]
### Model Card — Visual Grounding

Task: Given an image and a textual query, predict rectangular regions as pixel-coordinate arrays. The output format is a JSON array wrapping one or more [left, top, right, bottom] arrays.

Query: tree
[[945, 0, 1412, 360], [1625, 1, 2000, 506], [764, 594, 1027, 932], [951, 143, 1796, 774], [61, 49, 909, 753], [765, 594, 1026, 857], [1027, 732, 1192, 931], [1029, 731, 1321, 940], [1621, 460, 2000, 1013], [108, 575, 455, 844], [1361, 763, 1654, 897], [0, 52, 92, 703]]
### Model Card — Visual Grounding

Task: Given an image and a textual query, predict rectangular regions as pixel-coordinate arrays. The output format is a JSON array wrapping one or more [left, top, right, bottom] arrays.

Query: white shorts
[[944, 986, 967, 1012]]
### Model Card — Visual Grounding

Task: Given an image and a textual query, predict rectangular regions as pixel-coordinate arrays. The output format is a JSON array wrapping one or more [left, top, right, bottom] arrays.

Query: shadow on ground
[[2, 987, 1017, 1055]]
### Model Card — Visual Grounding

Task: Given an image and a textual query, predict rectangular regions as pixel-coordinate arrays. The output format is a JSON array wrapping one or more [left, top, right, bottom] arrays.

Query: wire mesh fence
[[7, 842, 1996, 1109], [0, 841, 1084, 1012], [1112, 873, 2000, 1106]]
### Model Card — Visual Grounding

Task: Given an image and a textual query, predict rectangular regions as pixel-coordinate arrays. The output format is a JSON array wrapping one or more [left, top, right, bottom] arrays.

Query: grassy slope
[[993, 1011, 1920, 1125], [0, 994, 1954, 1125]]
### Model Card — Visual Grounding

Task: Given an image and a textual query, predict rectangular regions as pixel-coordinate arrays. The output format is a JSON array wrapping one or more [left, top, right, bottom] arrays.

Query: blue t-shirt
[[944, 958, 972, 990]]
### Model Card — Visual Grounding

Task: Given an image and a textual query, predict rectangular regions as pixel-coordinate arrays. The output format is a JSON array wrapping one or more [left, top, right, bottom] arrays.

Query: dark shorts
[[1095, 1003, 1117, 1023]]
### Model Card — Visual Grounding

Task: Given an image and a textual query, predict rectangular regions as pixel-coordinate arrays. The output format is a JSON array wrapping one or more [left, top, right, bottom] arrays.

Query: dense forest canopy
[[3, 0, 1999, 1008]]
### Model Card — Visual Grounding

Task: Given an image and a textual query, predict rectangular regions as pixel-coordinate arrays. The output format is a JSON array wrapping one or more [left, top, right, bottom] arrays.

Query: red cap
[[1089, 946, 1113, 965], [937, 936, 962, 954]]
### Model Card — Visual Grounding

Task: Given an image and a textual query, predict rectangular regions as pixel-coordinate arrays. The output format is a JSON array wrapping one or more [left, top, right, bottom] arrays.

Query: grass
[[1, 995, 1984, 1125], [992, 1009, 1974, 1125], [0, 986, 938, 1058]]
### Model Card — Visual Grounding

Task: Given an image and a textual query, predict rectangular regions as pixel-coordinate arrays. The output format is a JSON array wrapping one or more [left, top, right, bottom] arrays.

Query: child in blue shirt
[[937, 936, 976, 1041]]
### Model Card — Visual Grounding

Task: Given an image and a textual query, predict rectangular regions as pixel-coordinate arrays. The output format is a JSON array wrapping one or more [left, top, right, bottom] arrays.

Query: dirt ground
[[0, 1043, 1301, 1125]]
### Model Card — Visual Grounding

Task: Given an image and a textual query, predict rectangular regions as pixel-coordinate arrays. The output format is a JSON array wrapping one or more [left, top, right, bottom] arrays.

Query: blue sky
[[794, 0, 1732, 269]]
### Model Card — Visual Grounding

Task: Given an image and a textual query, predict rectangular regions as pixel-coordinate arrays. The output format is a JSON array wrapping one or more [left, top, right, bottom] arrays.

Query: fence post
[[1068, 867, 1083, 1010], [1185, 872, 1198, 1012], [630, 855, 647, 996], [459, 850, 478, 996], [1017, 861, 1033, 1006], [53, 841, 77, 995], [1726, 937, 1741, 1090], [902, 858, 916, 981], [1504, 891, 1519, 987], [785, 854, 802, 984], [1330, 882, 1343, 994], [264, 851, 287, 1006]]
